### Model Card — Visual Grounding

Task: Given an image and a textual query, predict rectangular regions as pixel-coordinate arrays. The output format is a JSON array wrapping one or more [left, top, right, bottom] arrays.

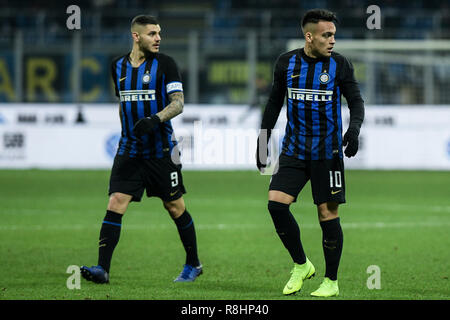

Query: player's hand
[[343, 127, 359, 157], [133, 115, 161, 136], [256, 135, 269, 172]]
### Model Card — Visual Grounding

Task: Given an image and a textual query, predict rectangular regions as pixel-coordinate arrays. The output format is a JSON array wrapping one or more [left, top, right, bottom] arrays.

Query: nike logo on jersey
[[170, 190, 179, 197], [119, 76, 127, 82], [291, 74, 300, 78], [331, 189, 342, 195]]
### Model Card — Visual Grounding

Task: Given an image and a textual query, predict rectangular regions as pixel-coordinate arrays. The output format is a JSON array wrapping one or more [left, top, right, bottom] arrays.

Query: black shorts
[[269, 153, 346, 205], [108, 155, 186, 202]]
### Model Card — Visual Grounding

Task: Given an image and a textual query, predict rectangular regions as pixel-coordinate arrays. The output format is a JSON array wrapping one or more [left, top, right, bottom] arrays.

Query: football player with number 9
[[80, 15, 202, 284]]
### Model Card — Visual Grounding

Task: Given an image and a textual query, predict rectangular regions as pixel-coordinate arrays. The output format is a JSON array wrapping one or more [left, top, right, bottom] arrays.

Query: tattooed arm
[[156, 91, 184, 122], [132, 92, 184, 136]]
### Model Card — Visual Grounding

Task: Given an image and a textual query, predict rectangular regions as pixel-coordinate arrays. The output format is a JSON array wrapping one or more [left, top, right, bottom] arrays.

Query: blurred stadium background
[[0, 0, 449, 300], [0, 0, 449, 170], [1, 0, 450, 105]]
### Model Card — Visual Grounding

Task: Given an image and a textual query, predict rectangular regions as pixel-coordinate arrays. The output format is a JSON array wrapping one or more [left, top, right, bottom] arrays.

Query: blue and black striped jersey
[[111, 52, 183, 159], [261, 48, 364, 160]]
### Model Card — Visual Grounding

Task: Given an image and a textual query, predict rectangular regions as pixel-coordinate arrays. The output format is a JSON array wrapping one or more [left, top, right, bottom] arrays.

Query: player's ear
[[304, 31, 313, 43], [131, 31, 140, 42]]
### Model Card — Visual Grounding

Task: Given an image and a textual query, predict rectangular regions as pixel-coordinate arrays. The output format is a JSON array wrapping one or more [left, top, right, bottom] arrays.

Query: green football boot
[[310, 277, 339, 297], [282, 258, 316, 295]]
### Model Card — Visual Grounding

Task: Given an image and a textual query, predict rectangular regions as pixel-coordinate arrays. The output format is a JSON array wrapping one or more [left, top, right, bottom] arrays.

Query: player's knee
[[317, 202, 339, 221], [107, 193, 131, 213], [164, 201, 184, 218]]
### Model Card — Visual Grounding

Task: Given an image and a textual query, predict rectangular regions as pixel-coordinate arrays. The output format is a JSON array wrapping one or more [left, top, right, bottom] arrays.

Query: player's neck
[[129, 47, 147, 67], [303, 45, 319, 59]]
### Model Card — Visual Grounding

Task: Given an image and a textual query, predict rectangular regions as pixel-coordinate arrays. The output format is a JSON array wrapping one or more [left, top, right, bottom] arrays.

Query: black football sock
[[98, 210, 123, 273], [320, 217, 343, 281], [268, 201, 307, 265], [173, 210, 200, 267]]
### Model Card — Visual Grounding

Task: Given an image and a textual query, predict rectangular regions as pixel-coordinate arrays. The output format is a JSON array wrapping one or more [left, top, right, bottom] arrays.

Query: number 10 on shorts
[[329, 171, 342, 188]]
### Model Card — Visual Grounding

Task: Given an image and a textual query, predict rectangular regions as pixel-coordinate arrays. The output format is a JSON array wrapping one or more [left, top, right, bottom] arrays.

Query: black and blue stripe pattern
[[102, 220, 122, 227], [283, 52, 342, 160], [112, 53, 181, 159]]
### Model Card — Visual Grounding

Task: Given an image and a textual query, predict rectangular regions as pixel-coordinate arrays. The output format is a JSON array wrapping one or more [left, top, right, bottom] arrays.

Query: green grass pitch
[[0, 169, 449, 300]]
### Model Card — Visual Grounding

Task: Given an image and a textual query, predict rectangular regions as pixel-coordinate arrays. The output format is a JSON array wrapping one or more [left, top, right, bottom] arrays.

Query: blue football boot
[[174, 264, 203, 282], [80, 265, 109, 284]]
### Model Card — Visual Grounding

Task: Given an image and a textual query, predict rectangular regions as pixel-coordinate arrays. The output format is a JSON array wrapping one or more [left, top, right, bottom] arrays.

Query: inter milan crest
[[142, 72, 151, 84], [319, 71, 330, 84]]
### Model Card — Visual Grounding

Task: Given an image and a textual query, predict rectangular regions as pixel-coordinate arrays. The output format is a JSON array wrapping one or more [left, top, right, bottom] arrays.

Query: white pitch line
[[1, 204, 449, 215], [349, 203, 450, 213], [0, 221, 449, 231]]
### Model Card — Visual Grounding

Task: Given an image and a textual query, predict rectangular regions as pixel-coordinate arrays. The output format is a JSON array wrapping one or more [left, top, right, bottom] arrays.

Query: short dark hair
[[301, 9, 338, 28], [131, 15, 159, 28]]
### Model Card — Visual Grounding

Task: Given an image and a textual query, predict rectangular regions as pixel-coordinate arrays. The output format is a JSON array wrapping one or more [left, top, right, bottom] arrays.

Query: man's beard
[[312, 47, 327, 58], [139, 42, 153, 54]]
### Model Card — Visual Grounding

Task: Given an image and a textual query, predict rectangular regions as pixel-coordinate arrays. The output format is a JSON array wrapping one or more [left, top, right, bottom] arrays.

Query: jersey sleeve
[[339, 56, 364, 132], [163, 55, 183, 94], [111, 61, 119, 98], [260, 54, 287, 132]]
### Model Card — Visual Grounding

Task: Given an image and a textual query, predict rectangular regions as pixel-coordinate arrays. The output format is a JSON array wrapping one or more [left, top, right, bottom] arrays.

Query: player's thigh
[[268, 154, 309, 204], [310, 156, 346, 206], [268, 190, 295, 204], [141, 157, 186, 202], [108, 155, 146, 204]]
